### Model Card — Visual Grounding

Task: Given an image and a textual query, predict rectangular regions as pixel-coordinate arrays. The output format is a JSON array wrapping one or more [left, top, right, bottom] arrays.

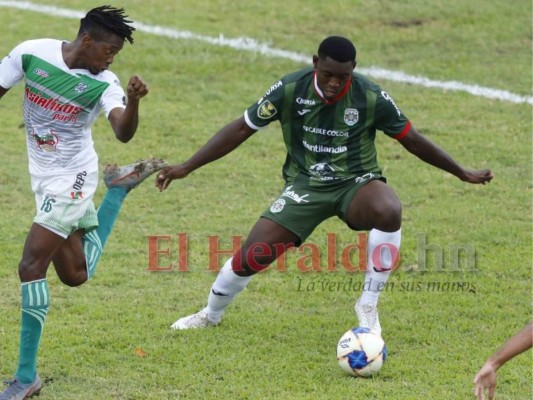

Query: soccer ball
[[336, 327, 387, 377]]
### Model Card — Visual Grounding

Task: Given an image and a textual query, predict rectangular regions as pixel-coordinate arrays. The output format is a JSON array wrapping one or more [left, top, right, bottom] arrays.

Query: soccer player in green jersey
[[0, 6, 166, 399], [156, 36, 493, 332]]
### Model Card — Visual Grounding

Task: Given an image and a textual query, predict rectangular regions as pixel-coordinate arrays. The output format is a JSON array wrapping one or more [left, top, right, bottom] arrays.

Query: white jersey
[[0, 38, 126, 176]]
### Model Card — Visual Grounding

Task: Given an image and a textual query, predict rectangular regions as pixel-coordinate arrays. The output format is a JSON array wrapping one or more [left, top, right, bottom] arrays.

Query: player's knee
[[232, 250, 271, 277], [18, 259, 47, 281], [58, 270, 88, 287], [373, 198, 402, 231]]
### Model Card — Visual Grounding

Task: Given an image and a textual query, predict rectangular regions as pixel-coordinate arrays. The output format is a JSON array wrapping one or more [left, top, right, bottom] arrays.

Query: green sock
[[84, 187, 127, 278], [15, 279, 50, 384]]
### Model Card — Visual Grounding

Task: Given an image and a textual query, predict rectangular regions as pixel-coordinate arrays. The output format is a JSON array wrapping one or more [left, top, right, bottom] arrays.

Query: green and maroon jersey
[[244, 66, 411, 188]]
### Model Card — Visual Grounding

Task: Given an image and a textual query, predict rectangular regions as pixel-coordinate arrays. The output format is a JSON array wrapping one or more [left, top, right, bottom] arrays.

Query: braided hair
[[78, 5, 135, 44]]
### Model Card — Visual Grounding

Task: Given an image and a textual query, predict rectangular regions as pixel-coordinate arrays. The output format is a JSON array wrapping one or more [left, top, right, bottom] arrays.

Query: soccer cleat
[[170, 308, 220, 330], [0, 373, 41, 400], [104, 158, 168, 191], [355, 300, 382, 336]]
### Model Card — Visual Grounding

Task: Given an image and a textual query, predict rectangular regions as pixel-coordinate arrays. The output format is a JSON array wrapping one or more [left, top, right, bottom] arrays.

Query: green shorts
[[31, 170, 99, 238], [262, 173, 384, 244]]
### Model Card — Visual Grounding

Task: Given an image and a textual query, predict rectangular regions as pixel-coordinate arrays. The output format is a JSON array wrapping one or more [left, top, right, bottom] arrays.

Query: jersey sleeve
[[374, 89, 410, 139], [243, 79, 284, 130], [100, 74, 126, 118], [0, 42, 25, 89]]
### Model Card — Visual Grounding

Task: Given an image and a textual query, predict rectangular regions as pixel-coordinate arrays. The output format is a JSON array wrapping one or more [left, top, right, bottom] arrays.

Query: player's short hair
[[78, 5, 135, 44], [317, 36, 356, 63]]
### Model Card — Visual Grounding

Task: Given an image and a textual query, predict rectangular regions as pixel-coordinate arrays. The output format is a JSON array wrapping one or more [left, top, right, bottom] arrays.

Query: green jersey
[[244, 66, 411, 188]]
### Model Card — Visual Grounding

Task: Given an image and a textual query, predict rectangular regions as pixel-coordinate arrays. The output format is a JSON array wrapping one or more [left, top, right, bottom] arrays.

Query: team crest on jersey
[[257, 100, 277, 119], [33, 131, 59, 152], [270, 198, 286, 213], [344, 108, 359, 126], [74, 82, 89, 93]]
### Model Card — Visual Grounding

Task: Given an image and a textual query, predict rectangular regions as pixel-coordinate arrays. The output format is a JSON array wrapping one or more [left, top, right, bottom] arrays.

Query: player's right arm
[[156, 116, 256, 191]]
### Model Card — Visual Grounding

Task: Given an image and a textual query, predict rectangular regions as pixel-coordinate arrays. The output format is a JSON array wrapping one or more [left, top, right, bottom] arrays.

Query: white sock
[[206, 257, 252, 322], [358, 228, 401, 306]]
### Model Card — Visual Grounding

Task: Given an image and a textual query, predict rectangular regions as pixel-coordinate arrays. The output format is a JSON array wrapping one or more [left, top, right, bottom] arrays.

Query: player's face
[[83, 33, 124, 75], [314, 56, 355, 99]]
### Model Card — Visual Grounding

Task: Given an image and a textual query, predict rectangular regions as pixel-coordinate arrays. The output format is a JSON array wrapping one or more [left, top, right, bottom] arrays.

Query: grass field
[[0, 1, 531, 399]]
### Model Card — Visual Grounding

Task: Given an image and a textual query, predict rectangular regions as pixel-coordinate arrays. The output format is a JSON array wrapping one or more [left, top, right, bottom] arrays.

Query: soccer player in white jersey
[[0, 6, 166, 399]]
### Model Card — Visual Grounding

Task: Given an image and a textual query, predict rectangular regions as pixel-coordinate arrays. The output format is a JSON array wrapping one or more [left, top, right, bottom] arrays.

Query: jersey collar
[[313, 71, 351, 104]]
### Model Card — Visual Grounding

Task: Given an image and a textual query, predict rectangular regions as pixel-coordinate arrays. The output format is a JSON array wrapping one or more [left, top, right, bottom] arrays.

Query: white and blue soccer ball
[[336, 327, 387, 377]]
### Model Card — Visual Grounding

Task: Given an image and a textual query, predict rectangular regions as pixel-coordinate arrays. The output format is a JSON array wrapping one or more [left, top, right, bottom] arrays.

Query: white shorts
[[31, 170, 99, 238]]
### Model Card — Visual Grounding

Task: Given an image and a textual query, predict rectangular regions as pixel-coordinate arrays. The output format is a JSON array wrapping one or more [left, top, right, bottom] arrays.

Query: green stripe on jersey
[[22, 54, 110, 110]]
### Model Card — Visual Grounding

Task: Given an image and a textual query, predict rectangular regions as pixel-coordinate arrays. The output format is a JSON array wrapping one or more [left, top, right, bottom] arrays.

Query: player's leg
[[172, 218, 300, 329], [205, 217, 300, 323], [4, 168, 78, 397], [51, 230, 89, 286], [2, 159, 167, 398], [1, 224, 65, 399], [344, 179, 402, 335], [82, 158, 168, 279], [171, 184, 325, 330], [51, 158, 168, 282], [48, 170, 124, 284]]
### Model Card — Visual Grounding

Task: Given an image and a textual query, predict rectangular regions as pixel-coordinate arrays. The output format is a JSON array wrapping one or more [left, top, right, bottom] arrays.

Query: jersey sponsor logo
[[310, 163, 334, 176], [265, 80, 282, 96], [303, 140, 347, 154], [257, 99, 277, 119], [32, 131, 59, 152], [354, 172, 375, 184], [381, 91, 402, 116], [270, 198, 286, 213], [343, 108, 359, 126], [52, 113, 78, 123], [298, 109, 312, 116], [33, 68, 49, 78], [25, 87, 82, 115], [74, 82, 89, 93], [72, 171, 87, 191], [309, 163, 344, 182], [296, 97, 317, 106], [257, 80, 283, 104], [302, 125, 349, 138], [309, 162, 343, 176], [281, 185, 309, 203]]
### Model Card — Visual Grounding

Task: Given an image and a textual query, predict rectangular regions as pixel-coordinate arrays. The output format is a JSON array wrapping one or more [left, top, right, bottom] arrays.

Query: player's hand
[[126, 75, 148, 101], [155, 164, 190, 191], [461, 168, 494, 184], [473, 363, 497, 400]]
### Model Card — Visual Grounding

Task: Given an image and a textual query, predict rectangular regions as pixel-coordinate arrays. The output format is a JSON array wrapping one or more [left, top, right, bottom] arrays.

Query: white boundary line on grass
[[1, 0, 531, 105]]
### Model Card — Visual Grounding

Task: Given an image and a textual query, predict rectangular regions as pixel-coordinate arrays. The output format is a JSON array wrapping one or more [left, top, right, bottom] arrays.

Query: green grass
[[0, 1, 531, 399]]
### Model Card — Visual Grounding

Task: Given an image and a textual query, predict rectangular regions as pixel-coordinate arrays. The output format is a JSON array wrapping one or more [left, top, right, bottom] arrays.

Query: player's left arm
[[108, 75, 148, 143], [398, 125, 493, 184]]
